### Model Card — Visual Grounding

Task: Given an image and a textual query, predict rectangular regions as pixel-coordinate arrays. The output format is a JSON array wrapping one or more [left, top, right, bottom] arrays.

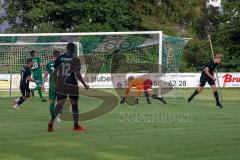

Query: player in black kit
[[188, 54, 223, 108], [50, 42, 89, 132], [12, 58, 36, 109]]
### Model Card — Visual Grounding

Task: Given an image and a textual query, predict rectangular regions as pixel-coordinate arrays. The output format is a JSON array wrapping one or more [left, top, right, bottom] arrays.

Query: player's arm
[[73, 57, 89, 90], [27, 76, 36, 83], [213, 70, 216, 76], [125, 87, 131, 97], [26, 69, 35, 82], [120, 85, 132, 104], [54, 56, 61, 68], [204, 67, 216, 81], [75, 71, 89, 90]]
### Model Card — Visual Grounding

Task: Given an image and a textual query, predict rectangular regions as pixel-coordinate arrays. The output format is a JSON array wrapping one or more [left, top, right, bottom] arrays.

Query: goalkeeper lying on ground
[[120, 76, 166, 105]]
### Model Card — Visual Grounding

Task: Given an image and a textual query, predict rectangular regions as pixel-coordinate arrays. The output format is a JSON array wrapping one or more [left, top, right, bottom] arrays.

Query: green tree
[[215, 0, 240, 71], [4, 0, 142, 33], [3, 0, 239, 72]]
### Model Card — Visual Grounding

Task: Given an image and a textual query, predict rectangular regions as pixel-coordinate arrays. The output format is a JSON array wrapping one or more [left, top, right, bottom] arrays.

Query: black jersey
[[54, 52, 81, 85], [202, 60, 218, 76], [20, 65, 32, 86]]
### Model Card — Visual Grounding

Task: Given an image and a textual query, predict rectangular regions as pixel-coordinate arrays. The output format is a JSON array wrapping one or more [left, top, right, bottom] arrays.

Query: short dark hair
[[67, 42, 75, 53], [53, 50, 60, 56], [30, 50, 35, 55], [26, 58, 33, 64], [128, 76, 134, 82]]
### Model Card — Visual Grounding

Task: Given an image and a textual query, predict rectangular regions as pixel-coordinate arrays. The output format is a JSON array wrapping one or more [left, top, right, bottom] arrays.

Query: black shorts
[[20, 84, 30, 97], [56, 83, 79, 101], [199, 74, 215, 87], [57, 93, 79, 101]]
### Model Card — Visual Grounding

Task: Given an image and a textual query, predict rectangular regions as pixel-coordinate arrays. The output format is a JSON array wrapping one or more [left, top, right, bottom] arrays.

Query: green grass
[[0, 89, 240, 160]]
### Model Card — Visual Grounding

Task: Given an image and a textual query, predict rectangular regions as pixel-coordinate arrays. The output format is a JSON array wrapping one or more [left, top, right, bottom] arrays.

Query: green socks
[[33, 85, 44, 99], [49, 103, 56, 122]]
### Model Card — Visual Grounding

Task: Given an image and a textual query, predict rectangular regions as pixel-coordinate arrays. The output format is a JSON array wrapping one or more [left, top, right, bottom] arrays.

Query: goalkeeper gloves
[[35, 80, 42, 84]]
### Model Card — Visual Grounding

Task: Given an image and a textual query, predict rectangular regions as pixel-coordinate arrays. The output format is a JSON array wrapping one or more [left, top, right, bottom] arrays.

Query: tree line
[[1, 0, 239, 72]]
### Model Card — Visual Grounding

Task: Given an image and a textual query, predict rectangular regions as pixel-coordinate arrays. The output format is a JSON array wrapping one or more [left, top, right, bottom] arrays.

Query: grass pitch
[[0, 89, 239, 160]]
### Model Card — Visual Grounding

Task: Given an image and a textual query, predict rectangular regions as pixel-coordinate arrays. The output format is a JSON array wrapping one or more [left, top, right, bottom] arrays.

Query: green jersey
[[45, 60, 55, 87], [46, 60, 56, 100], [32, 57, 42, 75]]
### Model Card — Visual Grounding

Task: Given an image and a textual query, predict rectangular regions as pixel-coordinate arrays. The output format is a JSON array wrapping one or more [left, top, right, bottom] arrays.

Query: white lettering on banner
[[1, 73, 239, 90]]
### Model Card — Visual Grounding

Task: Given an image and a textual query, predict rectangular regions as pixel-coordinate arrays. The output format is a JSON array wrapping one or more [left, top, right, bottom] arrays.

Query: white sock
[[15, 98, 20, 103]]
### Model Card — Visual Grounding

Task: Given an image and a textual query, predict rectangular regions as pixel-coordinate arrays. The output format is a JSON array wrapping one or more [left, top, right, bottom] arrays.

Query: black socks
[[188, 89, 199, 103], [144, 91, 151, 104], [72, 104, 79, 128], [214, 91, 220, 103], [152, 95, 167, 104], [17, 97, 25, 106], [214, 91, 223, 108]]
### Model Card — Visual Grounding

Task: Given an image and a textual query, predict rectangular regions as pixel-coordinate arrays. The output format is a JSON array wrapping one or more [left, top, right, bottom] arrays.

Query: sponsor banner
[[162, 73, 240, 88], [222, 73, 240, 87], [0, 73, 239, 90], [83, 73, 240, 88], [0, 74, 41, 90], [0, 74, 10, 89]]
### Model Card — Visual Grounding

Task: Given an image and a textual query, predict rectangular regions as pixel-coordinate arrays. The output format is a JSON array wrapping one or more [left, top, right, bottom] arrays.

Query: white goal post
[[0, 31, 189, 98]]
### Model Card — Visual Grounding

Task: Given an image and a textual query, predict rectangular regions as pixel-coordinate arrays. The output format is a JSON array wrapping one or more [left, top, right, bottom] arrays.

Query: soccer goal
[[0, 32, 189, 98]]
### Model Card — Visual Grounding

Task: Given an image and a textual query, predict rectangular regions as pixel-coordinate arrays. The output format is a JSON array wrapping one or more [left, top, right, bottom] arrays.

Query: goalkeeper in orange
[[120, 76, 166, 104]]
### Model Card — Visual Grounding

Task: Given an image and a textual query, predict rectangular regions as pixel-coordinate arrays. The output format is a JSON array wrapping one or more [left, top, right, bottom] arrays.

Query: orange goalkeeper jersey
[[125, 77, 150, 96]]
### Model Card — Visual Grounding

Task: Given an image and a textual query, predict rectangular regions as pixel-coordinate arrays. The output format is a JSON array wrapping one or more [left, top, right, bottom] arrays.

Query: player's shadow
[[61, 89, 118, 121]]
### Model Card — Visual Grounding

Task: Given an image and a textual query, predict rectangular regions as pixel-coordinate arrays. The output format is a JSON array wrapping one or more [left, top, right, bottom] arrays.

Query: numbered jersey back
[[32, 57, 41, 72], [54, 53, 81, 94]]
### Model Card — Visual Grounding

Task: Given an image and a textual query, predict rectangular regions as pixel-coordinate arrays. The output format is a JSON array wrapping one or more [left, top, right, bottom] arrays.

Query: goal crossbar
[[0, 31, 162, 37], [0, 42, 79, 46]]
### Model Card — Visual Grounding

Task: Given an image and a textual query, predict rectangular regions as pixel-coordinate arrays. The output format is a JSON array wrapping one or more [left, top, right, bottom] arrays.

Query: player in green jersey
[[30, 50, 46, 102], [42, 50, 60, 131]]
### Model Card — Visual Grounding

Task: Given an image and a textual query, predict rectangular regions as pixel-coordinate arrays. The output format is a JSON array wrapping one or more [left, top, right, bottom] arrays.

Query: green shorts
[[49, 87, 56, 100]]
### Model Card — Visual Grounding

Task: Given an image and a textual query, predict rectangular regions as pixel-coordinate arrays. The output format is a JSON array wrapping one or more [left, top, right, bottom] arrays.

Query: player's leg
[[143, 79, 166, 104], [37, 77, 46, 102], [49, 99, 56, 121], [135, 87, 142, 104], [51, 85, 63, 122], [13, 87, 30, 109], [32, 74, 46, 102], [144, 90, 151, 104], [55, 94, 67, 116], [48, 88, 57, 126], [209, 80, 223, 108], [70, 96, 86, 131], [147, 90, 167, 104], [188, 75, 205, 103], [143, 79, 153, 104], [47, 93, 66, 132], [13, 96, 27, 109], [188, 86, 204, 103], [47, 99, 56, 132]]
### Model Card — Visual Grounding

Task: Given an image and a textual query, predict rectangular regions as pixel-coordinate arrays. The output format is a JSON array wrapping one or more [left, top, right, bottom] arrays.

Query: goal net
[[0, 32, 189, 98]]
